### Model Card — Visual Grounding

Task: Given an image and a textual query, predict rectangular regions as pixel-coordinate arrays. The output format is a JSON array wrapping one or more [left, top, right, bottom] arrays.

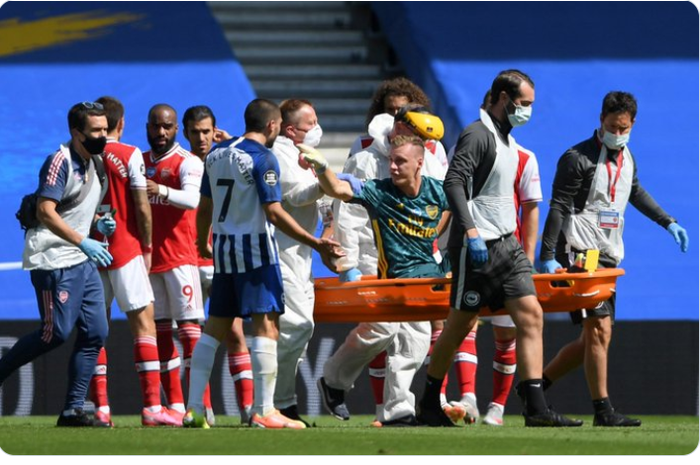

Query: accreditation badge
[[598, 209, 620, 229]]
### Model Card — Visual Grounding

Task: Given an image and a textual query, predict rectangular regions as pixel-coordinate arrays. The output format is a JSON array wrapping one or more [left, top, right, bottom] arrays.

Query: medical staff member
[[539, 91, 688, 427], [270, 98, 361, 426], [0, 102, 114, 427]]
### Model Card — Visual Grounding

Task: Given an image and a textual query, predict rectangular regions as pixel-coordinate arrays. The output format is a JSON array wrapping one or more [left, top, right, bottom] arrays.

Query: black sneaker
[[280, 405, 311, 428], [524, 408, 584, 427], [594, 409, 641, 427], [381, 414, 420, 427], [416, 401, 457, 427], [317, 377, 350, 421], [57, 408, 109, 427]]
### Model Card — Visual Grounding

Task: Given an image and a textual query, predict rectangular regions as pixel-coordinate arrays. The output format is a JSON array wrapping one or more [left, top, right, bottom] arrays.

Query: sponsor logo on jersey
[[263, 170, 278, 186]]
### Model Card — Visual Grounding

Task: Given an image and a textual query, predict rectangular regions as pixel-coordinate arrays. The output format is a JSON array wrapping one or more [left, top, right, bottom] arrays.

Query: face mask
[[81, 133, 107, 155], [601, 129, 631, 150], [507, 99, 532, 127], [302, 124, 323, 148]]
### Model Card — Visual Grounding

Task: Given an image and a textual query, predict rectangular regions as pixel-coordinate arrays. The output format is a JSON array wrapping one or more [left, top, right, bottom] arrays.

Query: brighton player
[[143, 104, 211, 423], [182, 105, 254, 424], [183, 99, 343, 429], [88, 96, 181, 427], [301, 135, 450, 427]]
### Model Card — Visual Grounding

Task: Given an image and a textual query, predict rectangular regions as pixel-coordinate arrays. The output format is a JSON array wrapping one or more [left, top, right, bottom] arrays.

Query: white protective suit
[[272, 136, 327, 410], [323, 114, 448, 422]]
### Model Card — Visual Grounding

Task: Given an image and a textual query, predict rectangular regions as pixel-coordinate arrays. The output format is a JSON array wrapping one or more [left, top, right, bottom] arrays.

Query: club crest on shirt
[[426, 205, 439, 220], [58, 291, 69, 303], [263, 170, 278, 186], [161, 168, 172, 180]]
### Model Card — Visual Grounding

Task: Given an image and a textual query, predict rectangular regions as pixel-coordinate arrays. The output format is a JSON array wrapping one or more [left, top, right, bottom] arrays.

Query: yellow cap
[[402, 111, 445, 141]]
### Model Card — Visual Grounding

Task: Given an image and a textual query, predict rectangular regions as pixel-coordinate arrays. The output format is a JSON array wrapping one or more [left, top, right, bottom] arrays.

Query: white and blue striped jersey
[[201, 137, 282, 274]]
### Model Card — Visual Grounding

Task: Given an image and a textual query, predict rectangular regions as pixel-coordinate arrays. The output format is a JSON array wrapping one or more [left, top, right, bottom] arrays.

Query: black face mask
[[81, 133, 107, 155]]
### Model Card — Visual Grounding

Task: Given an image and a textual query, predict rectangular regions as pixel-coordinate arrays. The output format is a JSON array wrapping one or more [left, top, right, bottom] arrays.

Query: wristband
[[142, 244, 153, 253], [158, 184, 169, 199]]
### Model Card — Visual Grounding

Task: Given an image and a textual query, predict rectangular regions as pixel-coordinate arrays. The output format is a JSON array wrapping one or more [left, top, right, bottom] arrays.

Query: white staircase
[[207, 1, 395, 169]]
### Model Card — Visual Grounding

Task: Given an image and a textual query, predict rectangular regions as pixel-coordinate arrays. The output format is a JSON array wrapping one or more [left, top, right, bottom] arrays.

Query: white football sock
[[187, 333, 219, 414], [251, 336, 278, 417]]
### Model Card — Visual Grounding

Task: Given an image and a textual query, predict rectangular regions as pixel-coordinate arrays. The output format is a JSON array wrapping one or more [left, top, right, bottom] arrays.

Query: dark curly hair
[[365, 77, 432, 126]]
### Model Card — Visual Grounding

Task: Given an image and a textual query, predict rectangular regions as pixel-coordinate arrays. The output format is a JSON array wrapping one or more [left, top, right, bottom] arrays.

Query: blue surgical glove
[[96, 215, 117, 237], [667, 223, 689, 253], [339, 267, 362, 283], [336, 173, 364, 196], [539, 259, 563, 274], [79, 238, 113, 267], [466, 236, 488, 267]]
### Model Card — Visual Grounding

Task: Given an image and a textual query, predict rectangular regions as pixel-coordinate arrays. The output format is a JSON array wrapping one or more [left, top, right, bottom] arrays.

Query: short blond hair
[[392, 134, 424, 152]]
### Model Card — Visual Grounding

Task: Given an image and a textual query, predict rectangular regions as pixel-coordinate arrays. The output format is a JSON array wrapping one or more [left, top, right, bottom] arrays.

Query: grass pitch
[[0, 414, 697, 456]]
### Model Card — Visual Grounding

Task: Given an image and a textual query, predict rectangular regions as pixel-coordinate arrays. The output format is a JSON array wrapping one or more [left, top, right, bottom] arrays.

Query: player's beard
[[148, 133, 175, 156]]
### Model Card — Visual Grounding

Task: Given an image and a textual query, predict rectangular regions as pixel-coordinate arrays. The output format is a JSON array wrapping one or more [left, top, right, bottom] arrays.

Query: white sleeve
[[128, 147, 146, 190], [276, 148, 323, 207], [166, 156, 203, 210], [422, 144, 447, 181], [519, 153, 543, 203], [433, 140, 449, 170]]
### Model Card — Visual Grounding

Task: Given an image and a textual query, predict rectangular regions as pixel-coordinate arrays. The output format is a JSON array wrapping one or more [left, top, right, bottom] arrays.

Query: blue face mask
[[601, 129, 631, 150], [507, 98, 532, 127]]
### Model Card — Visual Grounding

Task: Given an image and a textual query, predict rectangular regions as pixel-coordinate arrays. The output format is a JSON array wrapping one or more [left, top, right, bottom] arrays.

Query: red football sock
[[454, 330, 478, 398], [178, 323, 212, 409], [156, 321, 184, 407], [89, 347, 109, 409], [134, 336, 162, 409], [368, 351, 386, 406], [228, 351, 254, 409], [492, 337, 517, 406]]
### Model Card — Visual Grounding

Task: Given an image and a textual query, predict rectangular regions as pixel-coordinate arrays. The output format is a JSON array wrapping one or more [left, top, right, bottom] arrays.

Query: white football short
[[198, 265, 214, 299], [482, 314, 516, 328], [100, 254, 154, 312], [150, 264, 205, 321]]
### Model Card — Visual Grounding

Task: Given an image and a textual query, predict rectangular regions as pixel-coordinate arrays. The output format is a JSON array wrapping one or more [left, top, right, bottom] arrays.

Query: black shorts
[[449, 234, 536, 312], [556, 252, 617, 325]]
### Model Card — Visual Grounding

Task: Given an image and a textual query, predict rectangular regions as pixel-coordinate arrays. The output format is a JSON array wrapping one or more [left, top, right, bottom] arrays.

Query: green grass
[[0, 415, 697, 455]]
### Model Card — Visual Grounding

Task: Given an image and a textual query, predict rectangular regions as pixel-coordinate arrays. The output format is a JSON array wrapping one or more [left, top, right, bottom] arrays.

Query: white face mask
[[302, 124, 323, 148], [507, 99, 532, 127], [601, 128, 631, 150]]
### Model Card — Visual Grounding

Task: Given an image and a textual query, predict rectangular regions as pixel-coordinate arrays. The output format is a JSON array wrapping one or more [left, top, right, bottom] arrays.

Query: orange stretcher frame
[[313, 269, 624, 323]]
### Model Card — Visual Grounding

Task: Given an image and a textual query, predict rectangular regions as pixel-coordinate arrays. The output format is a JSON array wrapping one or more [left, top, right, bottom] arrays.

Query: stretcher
[[313, 269, 624, 323]]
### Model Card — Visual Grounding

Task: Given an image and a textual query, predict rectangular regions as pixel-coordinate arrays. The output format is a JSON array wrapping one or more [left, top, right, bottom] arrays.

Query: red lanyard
[[605, 151, 624, 203]]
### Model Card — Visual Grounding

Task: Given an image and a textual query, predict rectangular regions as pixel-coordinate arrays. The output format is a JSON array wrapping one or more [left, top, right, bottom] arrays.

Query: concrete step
[[208, 1, 348, 13], [311, 97, 371, 115], [212, 11, 353, 29], [235, 45, 368, 64], [315, 146, 352, 171], [225, 30, 366, 46], [244, 64, 383, 81], [252, 79, 379, 99]]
